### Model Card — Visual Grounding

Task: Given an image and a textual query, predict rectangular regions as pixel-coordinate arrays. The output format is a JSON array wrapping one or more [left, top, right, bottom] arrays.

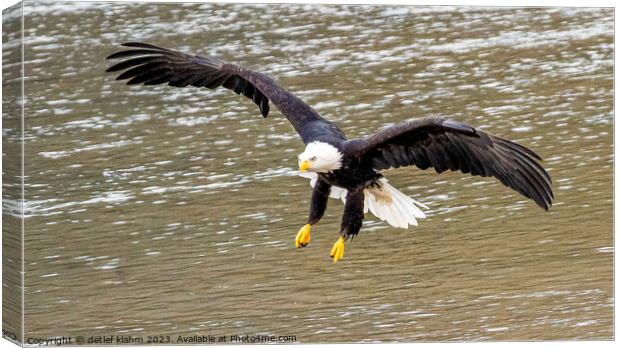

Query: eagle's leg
[[296, 178, 331, 248], [330, 187, 364, 263]]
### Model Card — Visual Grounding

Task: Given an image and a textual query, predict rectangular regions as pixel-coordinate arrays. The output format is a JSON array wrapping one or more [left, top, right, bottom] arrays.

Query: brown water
[[3, 1, 613, 342]]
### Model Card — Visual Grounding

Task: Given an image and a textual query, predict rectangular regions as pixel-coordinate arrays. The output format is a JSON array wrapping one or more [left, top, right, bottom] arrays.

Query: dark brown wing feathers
[[347, 117, 553, 210], [106, 42, 341, 143], [106, 42, 270, 117]]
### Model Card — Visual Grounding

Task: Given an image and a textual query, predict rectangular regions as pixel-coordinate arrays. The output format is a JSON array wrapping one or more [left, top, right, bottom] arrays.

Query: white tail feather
[[299, 173, 427, 229], [365, 178, 427, 228]]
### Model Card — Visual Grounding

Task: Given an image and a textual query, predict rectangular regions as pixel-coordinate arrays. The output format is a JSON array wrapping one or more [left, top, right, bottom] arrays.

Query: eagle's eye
[[310, 156, 317, 162]]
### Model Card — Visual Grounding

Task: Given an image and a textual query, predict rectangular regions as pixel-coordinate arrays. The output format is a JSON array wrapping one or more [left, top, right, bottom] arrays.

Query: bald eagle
[[107, 42, 553, 263]]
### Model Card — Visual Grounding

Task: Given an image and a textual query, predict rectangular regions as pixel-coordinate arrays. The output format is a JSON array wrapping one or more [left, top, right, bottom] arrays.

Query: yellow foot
[[295, 224, 311, 248], [330, 236, 345, 263]]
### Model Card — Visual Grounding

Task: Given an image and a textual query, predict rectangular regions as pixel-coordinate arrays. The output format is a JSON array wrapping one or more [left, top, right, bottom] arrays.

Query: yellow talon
[[330, 236, 345, 263], [295, 224, 311, 248]]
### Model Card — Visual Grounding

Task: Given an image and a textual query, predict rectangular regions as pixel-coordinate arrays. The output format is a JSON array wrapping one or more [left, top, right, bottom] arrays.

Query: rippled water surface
[[5, 1, 614, 341]]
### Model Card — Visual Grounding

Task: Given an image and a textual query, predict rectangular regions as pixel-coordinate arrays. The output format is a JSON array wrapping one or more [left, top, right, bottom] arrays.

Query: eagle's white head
[[298, 141, 343, 173]]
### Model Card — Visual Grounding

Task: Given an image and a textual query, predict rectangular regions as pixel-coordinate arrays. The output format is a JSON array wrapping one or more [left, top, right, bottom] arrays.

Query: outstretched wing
[[345, 117, 553, 210], [106, 42, 344, 143]]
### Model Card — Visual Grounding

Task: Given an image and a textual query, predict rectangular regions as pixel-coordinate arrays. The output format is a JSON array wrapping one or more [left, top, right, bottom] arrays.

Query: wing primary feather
[[167, 69, 202, 87], [259, 97, 269, 117], [115, 64, 147, 80], [114, 62, 171, 81], [445, 133, 471, 172], [243, 83, 255, 98], [232, 79, 245, 94], [514, 167, 549, 209], [143, 73, 176, 85], [176, 71, 209, 87], [495, 138, 550, 184], [106, 49, 161, 60], [190, 73, 218, 88], [204, 72, 230, 89], [121, 42, 170, 51], [106, 56, 169, 73], [497, 146, 554, 203], [127, 68, 171, 85], [494, 136, 543, 161]]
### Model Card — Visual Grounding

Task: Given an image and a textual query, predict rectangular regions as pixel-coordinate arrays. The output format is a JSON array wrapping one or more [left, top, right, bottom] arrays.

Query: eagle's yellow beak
[[299, 160, 311, 173]]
